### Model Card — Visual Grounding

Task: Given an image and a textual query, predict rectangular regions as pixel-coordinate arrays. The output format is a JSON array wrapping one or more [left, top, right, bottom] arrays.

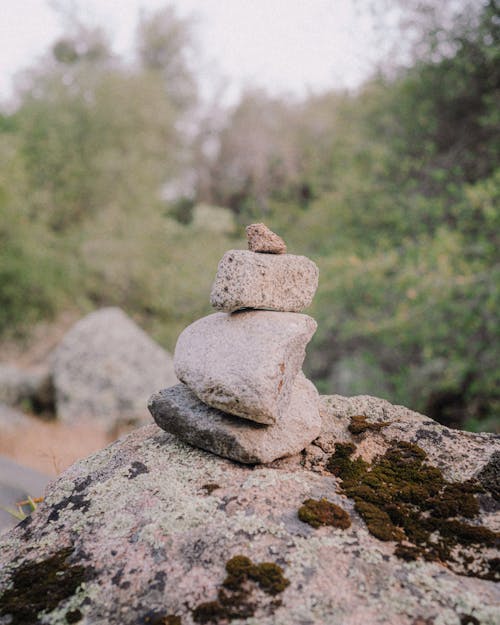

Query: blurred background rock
[[0, 0, 498, 502]]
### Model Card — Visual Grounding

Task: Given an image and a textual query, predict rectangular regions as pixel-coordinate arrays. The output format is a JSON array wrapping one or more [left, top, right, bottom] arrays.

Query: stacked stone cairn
[[148, 223, 321, 463]]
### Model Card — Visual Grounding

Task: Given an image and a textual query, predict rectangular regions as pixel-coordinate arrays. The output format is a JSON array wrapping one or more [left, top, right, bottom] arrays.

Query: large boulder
[[0, 363, 52, 412], [0, 395, 498, 625], [51, 308, 176, 427], [0, 402, 32, 429]]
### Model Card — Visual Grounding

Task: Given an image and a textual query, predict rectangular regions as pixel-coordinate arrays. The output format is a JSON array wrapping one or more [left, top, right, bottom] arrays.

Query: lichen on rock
[[192, 555, 289, 623], [348, 414, 391, 435], [0, 546, 93, 625], [0, 396, 499, 625]]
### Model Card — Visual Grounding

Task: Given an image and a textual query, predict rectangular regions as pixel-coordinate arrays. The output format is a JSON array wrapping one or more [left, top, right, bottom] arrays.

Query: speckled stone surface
[[52, 308, 177, 427], [210, 250, 319, 313], [246, 223, 287, 254], [0, 395, 499, 625], [0, 402, 31, 429], [174, 311, 317, 424], [148, 374, 321, 464], [0, 363, 51, 409]]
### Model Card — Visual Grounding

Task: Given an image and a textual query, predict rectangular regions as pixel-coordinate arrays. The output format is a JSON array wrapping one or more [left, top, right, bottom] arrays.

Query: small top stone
[[246, 223, 287, 254]]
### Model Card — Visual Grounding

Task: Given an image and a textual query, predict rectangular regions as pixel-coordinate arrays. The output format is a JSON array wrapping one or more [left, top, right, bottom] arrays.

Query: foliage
[[0, 495, 43, 521], [0, 8, 201, 342], [0, 134, 69, 336], [0, 2, 498, 431], [14, 31, 182, 231], [195, 0, 499, 430]]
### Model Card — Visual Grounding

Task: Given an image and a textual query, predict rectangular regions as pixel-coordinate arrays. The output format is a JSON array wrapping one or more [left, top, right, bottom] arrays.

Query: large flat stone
[[174, 311, 316, 424], [210, 250, 319, 313], [148, 374, 321, 464]]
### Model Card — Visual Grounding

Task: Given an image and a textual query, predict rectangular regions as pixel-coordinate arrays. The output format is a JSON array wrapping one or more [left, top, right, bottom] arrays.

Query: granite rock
[[148, 374, 321, 464], [1, 395, 498, 625], [174, 310, 317, 424], [246, 222, 287, 254], [52, 308, 177, 427], [317, 394, 500, 482], [0, 363, 52, 412], [210, 250, 319, 313], [0, 402, 32, 429]]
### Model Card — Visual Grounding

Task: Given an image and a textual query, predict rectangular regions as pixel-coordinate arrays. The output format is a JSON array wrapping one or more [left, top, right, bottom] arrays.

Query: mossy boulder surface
[[0, 395, 499, 625]]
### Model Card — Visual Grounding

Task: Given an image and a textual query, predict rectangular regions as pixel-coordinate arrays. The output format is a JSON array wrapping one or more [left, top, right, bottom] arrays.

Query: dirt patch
[[0, 415, 124, 476]]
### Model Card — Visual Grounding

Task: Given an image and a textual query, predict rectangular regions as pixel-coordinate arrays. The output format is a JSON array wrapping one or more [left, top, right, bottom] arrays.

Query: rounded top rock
[[51, 307, 177, 427], [246, 223, 287, 254]]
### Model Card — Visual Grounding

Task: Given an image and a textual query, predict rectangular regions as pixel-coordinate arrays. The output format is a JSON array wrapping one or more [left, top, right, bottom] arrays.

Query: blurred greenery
[[0, 2, 498, 431]]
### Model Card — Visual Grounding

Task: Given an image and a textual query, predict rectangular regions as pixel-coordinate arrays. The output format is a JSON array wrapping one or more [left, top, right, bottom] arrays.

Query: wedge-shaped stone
[[210, 250, 319, 313], [148, 374, 321, 464], [174, 311, 316, 424], [246, 222, 287, 254]]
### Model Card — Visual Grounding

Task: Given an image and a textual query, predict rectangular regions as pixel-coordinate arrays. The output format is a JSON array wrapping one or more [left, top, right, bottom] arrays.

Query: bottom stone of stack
[[148, 373, 321, 464]]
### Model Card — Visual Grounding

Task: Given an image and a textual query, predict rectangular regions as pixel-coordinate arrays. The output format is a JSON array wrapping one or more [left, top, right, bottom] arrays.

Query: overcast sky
[[0, 0, 382, 103]]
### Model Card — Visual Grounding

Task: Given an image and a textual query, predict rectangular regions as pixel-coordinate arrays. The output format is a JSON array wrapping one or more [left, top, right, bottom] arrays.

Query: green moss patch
[[326, 442, 368, 482], [192, 555, 289, 623], [327, 440, 499, 580], [348, 415, 390, 435], [298, 498, 351, 529], [0, 547, 92, 625]]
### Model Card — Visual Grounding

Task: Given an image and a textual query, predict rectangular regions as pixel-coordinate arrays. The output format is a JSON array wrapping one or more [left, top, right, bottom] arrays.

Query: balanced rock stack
[[148, 224, 321, 464]]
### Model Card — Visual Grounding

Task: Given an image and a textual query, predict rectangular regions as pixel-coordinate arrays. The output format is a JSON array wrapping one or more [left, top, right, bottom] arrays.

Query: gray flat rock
[[148, 374, 321, 464], [210, 249, 319, 312], [174, 311, 317, 424]]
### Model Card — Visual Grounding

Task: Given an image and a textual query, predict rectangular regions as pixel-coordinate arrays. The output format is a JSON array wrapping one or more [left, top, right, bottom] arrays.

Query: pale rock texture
[[0, 402, 32, 429], [174, 311, 317, 424], [316, 394, 500, 482], [246, 222, 287, 254], [0, 363, 52, 411], [52, 308, 177, 427], [210, 250, 319, 313], [148, 374, 321, 463], [0, 395, 499, 625]]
